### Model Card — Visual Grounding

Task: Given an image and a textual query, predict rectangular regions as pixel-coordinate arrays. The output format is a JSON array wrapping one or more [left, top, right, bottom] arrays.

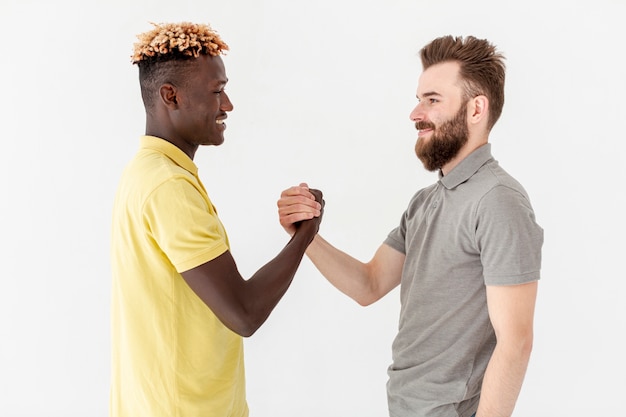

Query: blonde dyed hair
[[133, 22, 229, 110], [131, 21, 228, 64]]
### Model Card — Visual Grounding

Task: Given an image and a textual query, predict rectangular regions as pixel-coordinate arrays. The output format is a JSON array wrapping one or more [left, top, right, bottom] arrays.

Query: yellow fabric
[[110, 136, 248, 417]]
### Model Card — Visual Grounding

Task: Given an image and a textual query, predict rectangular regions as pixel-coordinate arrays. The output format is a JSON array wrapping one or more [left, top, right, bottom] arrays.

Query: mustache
[[415, 121, 435, 130]]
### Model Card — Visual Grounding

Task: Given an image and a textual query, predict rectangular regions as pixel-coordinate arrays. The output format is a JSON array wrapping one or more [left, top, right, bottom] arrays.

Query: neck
[[441, 135, 488, 176], [145, 123, 198, 160]]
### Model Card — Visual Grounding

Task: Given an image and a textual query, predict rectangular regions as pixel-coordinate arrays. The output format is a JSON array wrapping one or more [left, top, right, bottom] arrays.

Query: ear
[[159, 83, 179, 109], [468, 95, 489, 126]]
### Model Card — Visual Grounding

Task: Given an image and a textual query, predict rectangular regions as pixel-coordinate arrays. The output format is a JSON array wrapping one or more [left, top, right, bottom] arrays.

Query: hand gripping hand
[[278, 183, 324, 238]]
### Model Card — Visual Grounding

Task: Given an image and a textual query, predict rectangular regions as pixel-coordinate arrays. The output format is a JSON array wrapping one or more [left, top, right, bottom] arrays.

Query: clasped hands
[[277, 182, 324, 237]]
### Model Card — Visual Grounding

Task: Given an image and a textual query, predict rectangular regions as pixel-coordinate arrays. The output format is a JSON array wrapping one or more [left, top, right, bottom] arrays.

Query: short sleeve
[[384, 188, 430, 255], [385, 211, 408, 255], [144, 177, 229, 273], [476, 185, 544, 286]]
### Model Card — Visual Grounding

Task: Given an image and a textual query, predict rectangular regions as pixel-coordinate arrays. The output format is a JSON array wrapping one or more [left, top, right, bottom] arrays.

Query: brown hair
[[420, 35, 506, 130], [131, 22, 229, 110]]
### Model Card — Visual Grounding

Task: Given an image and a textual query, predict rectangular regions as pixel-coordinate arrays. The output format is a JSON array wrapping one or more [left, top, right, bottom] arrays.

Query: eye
[[416, 96, 439, 105]]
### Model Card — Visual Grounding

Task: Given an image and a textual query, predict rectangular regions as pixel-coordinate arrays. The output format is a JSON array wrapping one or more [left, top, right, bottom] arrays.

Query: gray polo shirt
[[384, 143, 543, 417]]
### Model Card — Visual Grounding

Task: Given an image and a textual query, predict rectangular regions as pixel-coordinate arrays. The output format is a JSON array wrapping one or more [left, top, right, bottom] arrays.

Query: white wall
[[1, 0, 624, 415]]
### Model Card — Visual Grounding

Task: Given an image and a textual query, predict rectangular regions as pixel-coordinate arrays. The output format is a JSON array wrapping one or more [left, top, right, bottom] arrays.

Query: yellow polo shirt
[[110, 136, 248, 417]]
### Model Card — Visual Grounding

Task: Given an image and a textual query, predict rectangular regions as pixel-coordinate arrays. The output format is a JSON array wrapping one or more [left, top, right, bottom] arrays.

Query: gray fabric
[[384, 144, 543, 417]]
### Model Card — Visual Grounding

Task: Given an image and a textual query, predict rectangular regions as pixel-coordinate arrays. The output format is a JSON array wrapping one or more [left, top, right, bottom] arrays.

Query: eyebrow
[[211, 80, 228, 90], [416, 91, 441, 100]]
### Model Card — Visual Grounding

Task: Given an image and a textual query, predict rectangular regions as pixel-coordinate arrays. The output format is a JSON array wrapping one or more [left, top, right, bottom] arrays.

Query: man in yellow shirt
[[110, 22, 324, 417]]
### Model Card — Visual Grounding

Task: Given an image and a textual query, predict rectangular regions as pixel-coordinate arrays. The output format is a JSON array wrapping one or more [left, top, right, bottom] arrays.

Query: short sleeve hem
[[384, 235, 406, 255], [175, 242, 229, 273], [484, 270, 541, 286]]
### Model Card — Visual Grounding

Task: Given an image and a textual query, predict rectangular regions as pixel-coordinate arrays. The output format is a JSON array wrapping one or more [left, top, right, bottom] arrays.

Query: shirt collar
[[439, 143, 493, 189], [139, 135, 198, 176]]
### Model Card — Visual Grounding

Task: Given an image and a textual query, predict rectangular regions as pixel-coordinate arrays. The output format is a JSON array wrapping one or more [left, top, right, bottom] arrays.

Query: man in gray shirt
[[277, 35, 543, 417]]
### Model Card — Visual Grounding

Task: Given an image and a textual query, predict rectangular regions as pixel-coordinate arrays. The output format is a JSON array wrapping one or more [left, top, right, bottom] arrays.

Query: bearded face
[[414, 101, 469, 172]]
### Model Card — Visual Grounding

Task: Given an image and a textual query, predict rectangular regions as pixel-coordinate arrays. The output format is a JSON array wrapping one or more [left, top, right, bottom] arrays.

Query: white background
[[1, 0, 625, 416]]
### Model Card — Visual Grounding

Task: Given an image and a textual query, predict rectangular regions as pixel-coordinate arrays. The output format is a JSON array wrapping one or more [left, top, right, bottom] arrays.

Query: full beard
[[414, 103, 469, 172]]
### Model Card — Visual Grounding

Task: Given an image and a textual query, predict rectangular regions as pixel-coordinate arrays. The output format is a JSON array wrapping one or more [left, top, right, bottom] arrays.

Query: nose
[[221, 91, 234, 112], [409, 102, 424, 122]]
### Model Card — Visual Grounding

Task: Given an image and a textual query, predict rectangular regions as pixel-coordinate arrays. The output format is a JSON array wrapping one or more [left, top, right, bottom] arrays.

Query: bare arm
[[476, 281, 538, 417], [278, 184, 404, 306], [181, 189, 324, 338], [306, 236, 404, 306]]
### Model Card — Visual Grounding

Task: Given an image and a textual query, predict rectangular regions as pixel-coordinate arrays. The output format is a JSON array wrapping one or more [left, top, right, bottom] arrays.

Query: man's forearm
[[243, 227, 318, 332], [476, 342, 532, 417], [305, 235, 375, 305]]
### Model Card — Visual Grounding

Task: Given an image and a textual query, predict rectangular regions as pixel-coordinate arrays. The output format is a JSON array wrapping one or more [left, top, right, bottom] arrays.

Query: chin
[[204, 136, 225, 146]]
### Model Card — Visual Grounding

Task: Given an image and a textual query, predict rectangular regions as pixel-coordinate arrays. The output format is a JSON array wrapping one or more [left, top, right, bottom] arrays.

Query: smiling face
[[414, 102, 468, 172], [173, 54, 234, 153], [410, 61, 470, 172]]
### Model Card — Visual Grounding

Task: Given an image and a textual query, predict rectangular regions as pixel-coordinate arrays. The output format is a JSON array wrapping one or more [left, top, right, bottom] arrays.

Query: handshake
[[276, 182, 325, 240]]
